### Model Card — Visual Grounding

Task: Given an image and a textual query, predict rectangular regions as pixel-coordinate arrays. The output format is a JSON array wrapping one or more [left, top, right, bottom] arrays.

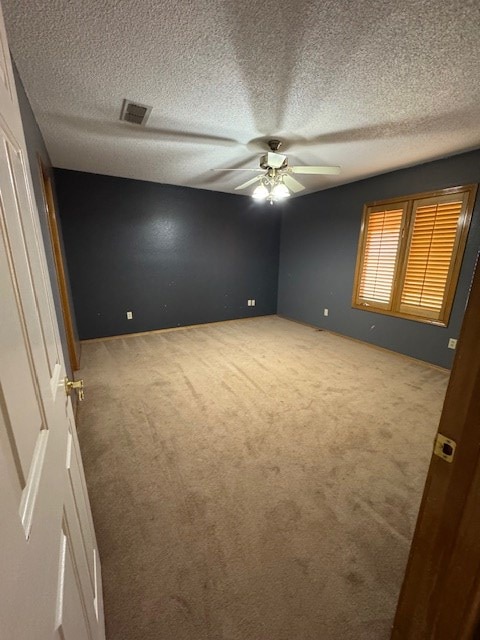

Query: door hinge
[[434, 433, 456, 463]]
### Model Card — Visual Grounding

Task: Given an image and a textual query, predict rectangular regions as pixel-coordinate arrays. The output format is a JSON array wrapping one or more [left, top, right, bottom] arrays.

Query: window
[[352, 185, 477, 326]]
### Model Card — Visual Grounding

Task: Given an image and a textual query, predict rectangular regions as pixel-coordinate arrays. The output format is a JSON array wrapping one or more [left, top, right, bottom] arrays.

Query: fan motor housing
[[260, 152, 288, 170]]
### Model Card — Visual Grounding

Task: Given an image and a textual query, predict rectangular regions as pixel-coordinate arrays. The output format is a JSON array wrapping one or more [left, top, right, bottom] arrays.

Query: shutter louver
[[400, 200, 463, 320], [357, 208, 403, 307]]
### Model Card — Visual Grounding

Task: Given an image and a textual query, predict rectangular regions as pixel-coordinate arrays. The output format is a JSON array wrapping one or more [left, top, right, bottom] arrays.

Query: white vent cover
[[120, 99, 152, 126]]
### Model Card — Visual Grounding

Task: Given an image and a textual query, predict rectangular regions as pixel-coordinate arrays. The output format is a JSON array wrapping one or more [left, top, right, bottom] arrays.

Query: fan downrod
[[268, 139, 282, 152]]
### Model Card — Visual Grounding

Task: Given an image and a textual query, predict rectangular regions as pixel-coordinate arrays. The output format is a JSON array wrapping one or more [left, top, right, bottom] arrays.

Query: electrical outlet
[[251, 299, 255, 306], [247, 300, 251, 307], [126, 311, 133, 320], [448, 338, 457, 350], [324, 308, 329, 316]]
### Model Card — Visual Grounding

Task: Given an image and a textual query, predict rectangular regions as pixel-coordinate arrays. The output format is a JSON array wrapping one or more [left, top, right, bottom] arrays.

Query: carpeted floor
[[77, 316, 449, 640]]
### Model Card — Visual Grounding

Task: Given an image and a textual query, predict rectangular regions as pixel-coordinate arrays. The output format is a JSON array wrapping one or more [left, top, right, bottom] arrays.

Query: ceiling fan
[[220, 140, 341, 203]]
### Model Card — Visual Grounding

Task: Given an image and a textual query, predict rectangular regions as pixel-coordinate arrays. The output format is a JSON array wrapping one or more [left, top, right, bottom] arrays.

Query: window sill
[[352, 302, 448, 327]]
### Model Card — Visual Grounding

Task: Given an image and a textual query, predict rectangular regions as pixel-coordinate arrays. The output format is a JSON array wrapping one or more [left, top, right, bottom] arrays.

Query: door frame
[[37, 156, 80, 371], [392, 249, 480, 638]]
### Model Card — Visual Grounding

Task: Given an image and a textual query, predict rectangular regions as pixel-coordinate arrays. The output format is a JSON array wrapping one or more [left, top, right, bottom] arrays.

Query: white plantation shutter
[[357, 206, 404, 308], [399, 195, 464, 320]]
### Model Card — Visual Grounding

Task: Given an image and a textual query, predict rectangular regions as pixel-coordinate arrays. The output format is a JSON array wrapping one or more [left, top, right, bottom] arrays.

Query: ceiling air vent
[[119, 99, 152, 126]]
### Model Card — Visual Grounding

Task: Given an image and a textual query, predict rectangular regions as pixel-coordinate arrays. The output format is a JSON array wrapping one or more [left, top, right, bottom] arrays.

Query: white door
[[0, 3, 105, 639]]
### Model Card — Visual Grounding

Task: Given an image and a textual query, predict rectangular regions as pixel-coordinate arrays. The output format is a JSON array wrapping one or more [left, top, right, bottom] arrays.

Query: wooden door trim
[[37, 157, 80, 371], [392, 249, 480, 639]]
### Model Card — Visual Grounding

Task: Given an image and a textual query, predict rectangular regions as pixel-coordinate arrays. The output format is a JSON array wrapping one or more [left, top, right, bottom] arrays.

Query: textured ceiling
[[4, 0, 480, 197]]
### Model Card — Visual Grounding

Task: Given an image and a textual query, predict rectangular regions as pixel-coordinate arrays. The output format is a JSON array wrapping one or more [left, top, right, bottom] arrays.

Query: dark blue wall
[[55, 170, 281, 340], [14, 62, 77, 377], [278, 149, 480, 368]]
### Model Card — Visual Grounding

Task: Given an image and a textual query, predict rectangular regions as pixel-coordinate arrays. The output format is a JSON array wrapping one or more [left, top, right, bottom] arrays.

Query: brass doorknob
[[65, 377, 85, 401]]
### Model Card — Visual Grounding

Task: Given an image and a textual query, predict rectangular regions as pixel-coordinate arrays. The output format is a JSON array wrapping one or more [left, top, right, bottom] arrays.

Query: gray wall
[[13, 61, 76, 377], [278, 149, 480, 368], [55, 169, 281, 340]]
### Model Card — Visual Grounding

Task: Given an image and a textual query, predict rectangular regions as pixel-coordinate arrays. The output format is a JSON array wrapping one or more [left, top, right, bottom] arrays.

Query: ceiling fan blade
[[235, 175, 263, 191], [210, 168, 263, 172], [288, 165, 341, 175], [140, 128, 237, 146], [52, 114, 239, 147], [283, 174, 305, 193]]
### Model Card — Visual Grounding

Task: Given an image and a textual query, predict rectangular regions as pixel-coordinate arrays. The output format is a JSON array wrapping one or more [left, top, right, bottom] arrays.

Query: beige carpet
[[77, 316, 449, 640]]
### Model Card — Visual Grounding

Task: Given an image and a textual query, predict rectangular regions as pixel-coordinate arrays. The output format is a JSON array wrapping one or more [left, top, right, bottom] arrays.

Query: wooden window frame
[[352, 184, 477, 327]]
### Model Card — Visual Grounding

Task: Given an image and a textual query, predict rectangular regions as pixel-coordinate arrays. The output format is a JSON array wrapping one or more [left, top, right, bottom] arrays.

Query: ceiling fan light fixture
[[271, 182, 290, 199], [252, 184, 269, 200], [228, 139, 340, 198]]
